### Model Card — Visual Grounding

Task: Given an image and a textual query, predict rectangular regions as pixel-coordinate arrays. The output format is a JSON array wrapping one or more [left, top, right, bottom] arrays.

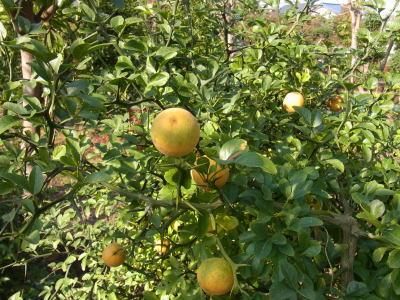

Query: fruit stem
[[214, 236, 242, 293], [335, 85, 352, 149]]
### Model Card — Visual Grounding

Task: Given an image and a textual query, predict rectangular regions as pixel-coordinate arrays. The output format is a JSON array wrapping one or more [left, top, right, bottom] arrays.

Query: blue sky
[[276, 0, 399, 9], [273, 0, 400, 15]]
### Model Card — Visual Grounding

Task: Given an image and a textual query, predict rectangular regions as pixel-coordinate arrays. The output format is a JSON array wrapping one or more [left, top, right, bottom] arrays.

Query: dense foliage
[[0, 0, 400, 299]]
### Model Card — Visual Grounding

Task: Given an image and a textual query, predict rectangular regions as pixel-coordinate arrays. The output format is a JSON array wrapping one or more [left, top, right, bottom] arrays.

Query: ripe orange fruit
[[154, 239, 170, 255], [283, 92, 304, 113], [327, 95, 343, 112], [191, 156, 229, 189], [197, 258, 234, 296], [150, 108, 200, 157], [101, 243, 125, 267]]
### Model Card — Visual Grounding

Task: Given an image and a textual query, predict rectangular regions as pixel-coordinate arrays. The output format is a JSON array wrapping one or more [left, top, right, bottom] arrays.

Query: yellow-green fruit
[[191, 157, 230, 189], [150, 108, 200, 157], [327, 95, 343, 112], [283, 92, 304, 113], [102, 243, 125, 267], [197, 258, 234, 296]]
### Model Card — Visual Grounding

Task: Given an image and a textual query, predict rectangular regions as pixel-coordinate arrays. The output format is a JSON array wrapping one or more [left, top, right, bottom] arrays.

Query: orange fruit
[[150, 108, 200, 157], [283, 92, 304, 113], [191, 156, 229, 189], [154, 239, 170, 255], [102, 243, 125, 267], [197, 258, 234, 296], [327, 95, 343, 112]]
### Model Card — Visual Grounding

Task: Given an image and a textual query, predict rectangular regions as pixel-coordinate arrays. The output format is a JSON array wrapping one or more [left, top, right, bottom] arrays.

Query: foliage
[[0, 0, 400, 299], [389, 47, 400, 73], [363, 11, 382, 32]]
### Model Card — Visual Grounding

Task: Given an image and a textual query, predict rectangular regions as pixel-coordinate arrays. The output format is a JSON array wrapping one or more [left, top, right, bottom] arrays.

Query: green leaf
[[270, 282, 296, 299], [159, 184, 177, 201], [148, 72, 170, 87], [383, 226, 400, 246], [322, 159, 344, 173], [388, 249, 400, 268], [16, 16, 31, 34], [29, 166, 44, 195], [31, 60, 51, 82], [2, 208, 16, 222], [291, 217, 323, 230], [155, 47, 178, 61], [197, 213, 209, 235], [391, 269, 400, 295], [255, 240, 272, 260], [70, 39, 90, 59], [25, 229, 40, 244], [0, 181, 14, 195], [219, 139, 249, 160], [21, 39, 53, 61], [123, 38, 148, 52], [7, 292, 23, 300], [164, 168, 182, 185], [364, 181, 383, 196], [85, 171, 112, 184], [22, 198, 35, 214], [375, 188, 394, 196], [296, 107, 312, 124], [376, 272, 391, 298], [49, 54, 63, 74], [81, 3, 96, 20], [2, 102, 28, 115], [116, 55, 134, 71], [0, 0, 14, 11], [143, 291, 158, 300], [364, 77, 378, 90], [110, 16, 125, 31], [0, 172, 29, 190], [279, 243, 295, 256], [271, 233, 287, 245], [346, 281, 369, 296], [279, 260, 298, 287], [216, 215, 239, 231], [81, 94, 105, 110], [362, 145, 372, 162], [262, 75, 272, 90], [52, 145, 66, 160], [24, 96, 42, 111], [370, 199, 385, 219], [0, 115, 20, 134], [302, 241, 321, 257], [234, 152, 277, 174], [372, 247, 387, 263], [312, 111, 322, 128], [125, 17, 142, 25]]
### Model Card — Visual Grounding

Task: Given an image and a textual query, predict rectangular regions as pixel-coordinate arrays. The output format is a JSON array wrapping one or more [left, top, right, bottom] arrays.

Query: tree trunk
[[221, 0, 235, 61], [380, 39, 394, 72], [349, 0, 362, 83], [340, 218, 358, 287], [18, 1, 42, 136], [20, 50, 40, 137]]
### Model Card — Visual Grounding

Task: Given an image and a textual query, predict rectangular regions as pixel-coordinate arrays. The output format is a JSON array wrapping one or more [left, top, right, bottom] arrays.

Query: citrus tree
[[0, 0, 400, 299]]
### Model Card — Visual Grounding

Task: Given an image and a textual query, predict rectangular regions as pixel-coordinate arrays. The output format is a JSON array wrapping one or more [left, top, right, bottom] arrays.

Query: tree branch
[[103, 183, 224, 211], [36, 4, 57, 22]]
